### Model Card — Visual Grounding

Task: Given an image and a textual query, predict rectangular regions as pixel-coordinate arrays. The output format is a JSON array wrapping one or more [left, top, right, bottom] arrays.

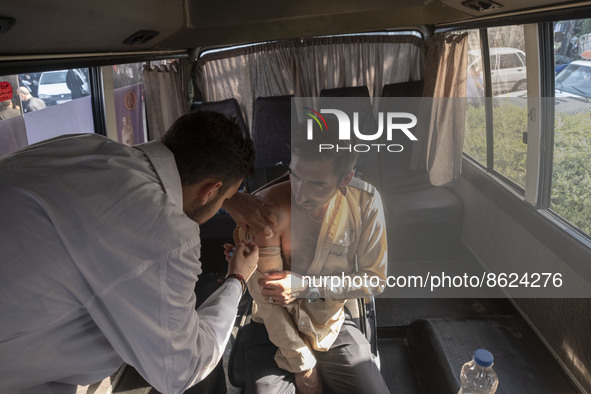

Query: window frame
[[463, 26, 529, 195], [455, 16, 591, 244], [0, 52, 187, 154]]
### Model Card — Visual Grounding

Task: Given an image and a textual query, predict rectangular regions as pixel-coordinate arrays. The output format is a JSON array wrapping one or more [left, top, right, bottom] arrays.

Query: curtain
[[196, 42, 295, 128], [195, 35, 423, 129], [143, 61, 189, 140], [412, 32, 469, 186]]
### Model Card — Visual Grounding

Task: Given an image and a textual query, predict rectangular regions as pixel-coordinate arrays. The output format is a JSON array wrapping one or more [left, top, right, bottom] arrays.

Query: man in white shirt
[[0, 111, 267, 394]]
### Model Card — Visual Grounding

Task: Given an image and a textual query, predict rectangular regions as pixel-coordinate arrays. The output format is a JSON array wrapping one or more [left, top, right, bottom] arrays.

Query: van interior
[[1, 1, 591, 393]]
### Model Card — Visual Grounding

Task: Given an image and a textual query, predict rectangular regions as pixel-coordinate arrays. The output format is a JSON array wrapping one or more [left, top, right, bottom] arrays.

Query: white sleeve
[[190, 279, 243, 382], [86, 242, 242, 394]]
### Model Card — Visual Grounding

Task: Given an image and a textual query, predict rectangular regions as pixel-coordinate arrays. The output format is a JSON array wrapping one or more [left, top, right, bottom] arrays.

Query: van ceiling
[[0, 0, 584, 56]]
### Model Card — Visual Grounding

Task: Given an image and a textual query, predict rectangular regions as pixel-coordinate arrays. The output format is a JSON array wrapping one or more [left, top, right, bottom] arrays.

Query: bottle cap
[[473, 348, 494, 367]]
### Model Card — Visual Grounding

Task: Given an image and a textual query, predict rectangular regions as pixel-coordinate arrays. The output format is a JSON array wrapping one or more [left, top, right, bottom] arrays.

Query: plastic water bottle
[[458, 349, 499, 393]]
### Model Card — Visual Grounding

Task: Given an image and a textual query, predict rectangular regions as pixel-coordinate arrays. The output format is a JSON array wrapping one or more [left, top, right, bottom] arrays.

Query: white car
[[37, 69, 88, 106], [501, 59, 591, 115], [554, 60, 591, 114], [555, 60, 591, 98], [469, 47, 527, 95]]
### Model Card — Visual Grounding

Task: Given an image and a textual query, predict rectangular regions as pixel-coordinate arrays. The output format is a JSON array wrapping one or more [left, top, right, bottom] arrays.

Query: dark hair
[[161, 111, 254, 191], [290, 118, 359, 182]]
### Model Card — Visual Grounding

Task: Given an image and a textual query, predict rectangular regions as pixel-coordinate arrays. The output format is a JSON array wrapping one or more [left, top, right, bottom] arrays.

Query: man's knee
[[243, 322, 296, 394], [314, 322, 388, 393]]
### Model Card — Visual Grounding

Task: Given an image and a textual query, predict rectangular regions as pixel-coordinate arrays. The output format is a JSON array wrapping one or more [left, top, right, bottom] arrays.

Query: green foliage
[[492, 102, 528, 187], [464, 102, 591, 236], [552, 112, 591, 235], [579, 19, 591, 37], [464, 101, 528, 187], [464, 103, 487, 165]]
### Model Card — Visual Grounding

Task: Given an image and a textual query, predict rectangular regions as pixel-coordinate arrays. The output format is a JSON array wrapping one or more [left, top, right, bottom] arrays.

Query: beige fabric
[[142, 62, 190, 140], [239, 182, 387, 373], [412, 32, 469, 186], [195, 35, 423, 130]]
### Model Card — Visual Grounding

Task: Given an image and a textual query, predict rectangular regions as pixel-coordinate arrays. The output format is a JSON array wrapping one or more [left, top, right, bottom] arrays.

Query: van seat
[[191, 97, 249, 138], [318, 84, 464, 262], [379, 80, 464, 261], [384, 187, 462, 225], [251, 95, 293, 169], [319, 85, 370, 97], [381, 80, 424, 98]]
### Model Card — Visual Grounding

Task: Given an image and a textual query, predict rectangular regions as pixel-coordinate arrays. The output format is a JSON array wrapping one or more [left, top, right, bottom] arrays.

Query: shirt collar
[[134, 140, 183, 209]]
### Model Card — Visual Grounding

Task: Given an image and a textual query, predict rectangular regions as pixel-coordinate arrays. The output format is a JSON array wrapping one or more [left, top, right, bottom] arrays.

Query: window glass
[[464, 29, 487, 166], [489, 55, 497, 70], [488, 26, 528, 95], [551, 18, 591, 236], [499, 53, 524, 69], [0, 68, 94, 157], [489, 25, 528, 188], [111, 63, 147, 145]]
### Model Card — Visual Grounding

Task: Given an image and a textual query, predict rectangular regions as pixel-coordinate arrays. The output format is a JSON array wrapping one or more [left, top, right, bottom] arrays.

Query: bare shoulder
[[251, 180, 290, 246]]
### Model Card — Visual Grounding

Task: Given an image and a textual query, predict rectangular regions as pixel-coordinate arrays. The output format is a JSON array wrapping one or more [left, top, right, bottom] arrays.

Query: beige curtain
[[143, 61, 189, 140], [196, 43, 295, 128], [195, 35, 423, 130], [412, 32, 468, 186], [294, 35, 422, 97]]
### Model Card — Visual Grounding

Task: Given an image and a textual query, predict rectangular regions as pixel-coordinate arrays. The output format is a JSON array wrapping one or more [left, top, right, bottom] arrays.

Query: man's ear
[[199, 179, 223, 204], [339, 170, 355, 188], [338, 170, 355, 195]]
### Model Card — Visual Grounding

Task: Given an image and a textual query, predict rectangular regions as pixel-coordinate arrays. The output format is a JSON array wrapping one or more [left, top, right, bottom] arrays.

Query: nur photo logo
[[304, 107, 418, 153]]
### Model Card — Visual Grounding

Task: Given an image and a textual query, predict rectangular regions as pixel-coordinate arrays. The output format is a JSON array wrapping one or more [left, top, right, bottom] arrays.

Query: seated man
[[228, 127, 389, 393]]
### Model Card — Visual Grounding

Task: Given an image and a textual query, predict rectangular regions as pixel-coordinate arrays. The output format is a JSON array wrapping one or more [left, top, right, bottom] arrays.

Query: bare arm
[[222, 191, 277, 237]]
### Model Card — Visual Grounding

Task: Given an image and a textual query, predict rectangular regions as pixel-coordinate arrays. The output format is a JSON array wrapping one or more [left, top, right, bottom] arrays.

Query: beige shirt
[[243, 178, 387, 372]]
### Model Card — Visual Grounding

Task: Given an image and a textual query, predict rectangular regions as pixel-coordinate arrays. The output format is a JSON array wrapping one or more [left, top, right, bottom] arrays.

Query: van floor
[[373, 242, 527, 393], [374, 296, 519, 393]]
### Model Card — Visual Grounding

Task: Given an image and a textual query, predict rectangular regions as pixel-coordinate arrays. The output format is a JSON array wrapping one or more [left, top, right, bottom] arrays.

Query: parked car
[[555, 59, 591, 98], [500, 59, 591, 114], [37, 69, 89, 106], [468, 47, 527, 95], [554, 59, 591, 114]]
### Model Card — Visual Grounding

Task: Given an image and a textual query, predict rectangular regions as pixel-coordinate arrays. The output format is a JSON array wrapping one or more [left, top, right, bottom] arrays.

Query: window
[[0, 68, 94, 157], [464, 29, 487, 166], [462, 18, 591, 239], [499, 53, 524, 69], [463, 25, 529, 189], [551, 18, 591, 237]]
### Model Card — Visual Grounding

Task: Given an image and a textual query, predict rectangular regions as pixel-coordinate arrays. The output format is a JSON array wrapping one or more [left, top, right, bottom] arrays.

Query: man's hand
[[258, 270, 306, 305], [226, 240, 259, 282], [223, 192, 277, 238], [295, 367, 323, 394]]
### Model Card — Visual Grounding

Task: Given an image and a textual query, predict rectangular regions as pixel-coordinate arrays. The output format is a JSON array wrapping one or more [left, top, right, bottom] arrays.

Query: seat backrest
[[320, 85, 370, 97], [191, 98, 249, 138], [251, 95, 293, 169], [379, 80, 425, 179], [381, 80, 424, 98]]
